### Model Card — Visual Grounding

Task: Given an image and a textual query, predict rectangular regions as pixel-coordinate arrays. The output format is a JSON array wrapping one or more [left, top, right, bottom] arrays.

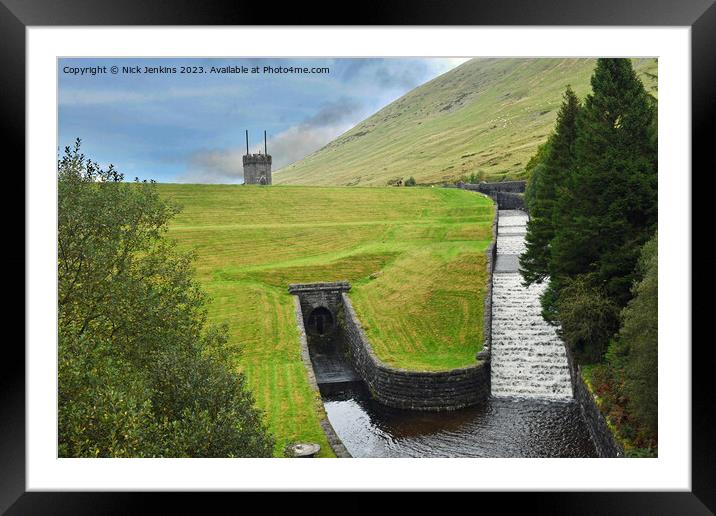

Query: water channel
[[321, 382, 595, 457], [314, 210, 598, 458]]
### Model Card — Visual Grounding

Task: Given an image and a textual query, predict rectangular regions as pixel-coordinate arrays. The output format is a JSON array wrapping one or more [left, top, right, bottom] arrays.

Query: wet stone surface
[[311, 352, 361, 384], [494, 254, 520, 273]]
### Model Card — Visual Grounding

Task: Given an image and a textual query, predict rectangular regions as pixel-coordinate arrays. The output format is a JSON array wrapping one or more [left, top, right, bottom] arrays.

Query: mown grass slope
[[274, 58, 657, 186], [159, 184, 494, 456]]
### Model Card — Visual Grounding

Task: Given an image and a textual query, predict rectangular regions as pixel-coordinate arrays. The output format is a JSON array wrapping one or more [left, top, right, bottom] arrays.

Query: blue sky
[[58, 58, 468, 183]]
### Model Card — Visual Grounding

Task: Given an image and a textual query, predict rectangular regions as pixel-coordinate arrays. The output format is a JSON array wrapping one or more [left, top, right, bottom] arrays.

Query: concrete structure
[[243, 130, 272, 185]]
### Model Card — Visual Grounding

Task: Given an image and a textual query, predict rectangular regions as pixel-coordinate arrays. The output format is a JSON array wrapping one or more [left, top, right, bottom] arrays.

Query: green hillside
[[159, 184, 493, 456], [274, 58, 657, 186]]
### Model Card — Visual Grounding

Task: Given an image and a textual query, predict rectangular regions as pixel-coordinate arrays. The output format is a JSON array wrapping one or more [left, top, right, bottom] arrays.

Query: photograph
[[56, 56, 659, 460], [6, 6, 709, 507]]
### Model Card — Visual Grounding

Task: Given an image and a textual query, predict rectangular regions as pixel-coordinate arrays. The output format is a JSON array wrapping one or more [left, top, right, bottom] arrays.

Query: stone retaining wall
[[477, 201, 498, 361], [289, 281, 350, 323], [292, 297, 352, 458], [573, 364, 624, 458], [494, 191, 525, 210], [289, 194, 498, 414], [341, 293, 490, 411], [456, 181, 526, 211], [458, 180, 526, 194]]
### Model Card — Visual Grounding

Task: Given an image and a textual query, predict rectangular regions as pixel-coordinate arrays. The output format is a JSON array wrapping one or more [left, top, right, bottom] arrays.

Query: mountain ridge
[[274, 58, 658, 186]]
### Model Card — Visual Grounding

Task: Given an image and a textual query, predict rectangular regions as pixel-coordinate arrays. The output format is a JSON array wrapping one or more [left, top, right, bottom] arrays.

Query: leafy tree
[[520, 87, 581, 285], [59, 330, 158, 457], [405, 176, 417, 186], [550, 59, 657, 309], [58, 139, 274, 457], [578, 234, 658, 455], [620, 232, 658, 438], [555, 274, 621, 363]]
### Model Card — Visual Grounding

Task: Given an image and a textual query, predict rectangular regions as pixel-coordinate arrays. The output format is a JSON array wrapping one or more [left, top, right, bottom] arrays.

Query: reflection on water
[[321, 382, 597, 458]]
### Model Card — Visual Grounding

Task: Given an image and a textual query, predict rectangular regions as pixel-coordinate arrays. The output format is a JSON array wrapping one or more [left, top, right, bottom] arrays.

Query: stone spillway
[[490, 210, 573, 400]]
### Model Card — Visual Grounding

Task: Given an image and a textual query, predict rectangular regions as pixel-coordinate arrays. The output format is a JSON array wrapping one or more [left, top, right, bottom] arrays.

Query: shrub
[[555, 275, 620, 363]]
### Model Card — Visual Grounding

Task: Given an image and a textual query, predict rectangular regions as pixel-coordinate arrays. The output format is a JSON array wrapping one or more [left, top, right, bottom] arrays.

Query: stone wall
[[573, 364, 624, 458], [292, 296, 352, 458], [289, 282, 350, 325], [477, 201, 498, 361], [289, 282, 351, 352], [341, 293, 490, 411], [494, 191, 525, 210], [458, 180, 526, 194], [243, 153, 272, 185], [456, 181, 526, 211], [289, 257, 494, 413]]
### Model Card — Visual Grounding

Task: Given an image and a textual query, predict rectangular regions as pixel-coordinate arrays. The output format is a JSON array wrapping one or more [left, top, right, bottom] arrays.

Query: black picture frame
[[4, 0, 712, 512]]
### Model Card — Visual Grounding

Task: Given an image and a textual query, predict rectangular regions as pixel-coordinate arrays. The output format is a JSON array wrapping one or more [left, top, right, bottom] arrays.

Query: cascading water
[[490, 210, 573, 400], [317, 207, 596, 457]]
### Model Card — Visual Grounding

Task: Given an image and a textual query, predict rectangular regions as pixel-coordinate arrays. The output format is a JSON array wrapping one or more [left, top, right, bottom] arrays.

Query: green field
[[159, 184, 493, 456], [274, 58, 657, 187]]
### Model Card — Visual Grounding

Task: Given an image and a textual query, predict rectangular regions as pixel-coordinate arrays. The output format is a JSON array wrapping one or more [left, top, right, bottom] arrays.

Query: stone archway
[[307, 306, 334, 336], [289, 282, 360, 386]]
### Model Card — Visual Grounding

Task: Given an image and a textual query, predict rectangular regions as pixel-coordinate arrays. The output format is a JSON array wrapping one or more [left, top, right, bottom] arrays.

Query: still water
[[321, 382, 597, 458]]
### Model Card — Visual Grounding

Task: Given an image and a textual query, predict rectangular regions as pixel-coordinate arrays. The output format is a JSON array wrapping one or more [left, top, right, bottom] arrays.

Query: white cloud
[[266, 123, 354, 170], [179, 96, 363, 182], [179, 122, 354, 183], [178, 58, 473, 183], [179, 148, 246, 184]]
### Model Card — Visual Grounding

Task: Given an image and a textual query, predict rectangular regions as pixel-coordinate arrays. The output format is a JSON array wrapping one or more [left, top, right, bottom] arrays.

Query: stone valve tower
[[243, 130, 272, 185]]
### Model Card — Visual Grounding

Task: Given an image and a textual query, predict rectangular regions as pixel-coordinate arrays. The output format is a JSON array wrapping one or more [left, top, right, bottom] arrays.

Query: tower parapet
[[242, 130, 272, 185]]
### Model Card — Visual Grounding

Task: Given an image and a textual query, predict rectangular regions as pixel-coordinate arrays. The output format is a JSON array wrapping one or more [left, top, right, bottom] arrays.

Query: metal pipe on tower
[[245, 130, 249, 155]]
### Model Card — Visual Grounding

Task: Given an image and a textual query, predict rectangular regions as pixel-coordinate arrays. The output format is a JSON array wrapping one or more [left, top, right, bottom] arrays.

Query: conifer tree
[[520, 87, 581, 285], [549, 59, 657, 310], [523, 144, 549, 213]]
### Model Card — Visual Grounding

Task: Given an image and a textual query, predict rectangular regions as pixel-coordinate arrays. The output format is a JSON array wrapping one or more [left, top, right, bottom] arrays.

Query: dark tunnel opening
[[308, 306, 334, 336]]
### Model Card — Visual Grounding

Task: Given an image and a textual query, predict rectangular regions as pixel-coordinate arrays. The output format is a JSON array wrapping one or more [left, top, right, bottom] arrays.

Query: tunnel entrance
[[289, 282, 361, 386], [307, 307, 334, 336]]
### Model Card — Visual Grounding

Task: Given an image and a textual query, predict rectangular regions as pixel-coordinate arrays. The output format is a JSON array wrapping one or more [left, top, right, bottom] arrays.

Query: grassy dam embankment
[[159, 184, 494, 456]]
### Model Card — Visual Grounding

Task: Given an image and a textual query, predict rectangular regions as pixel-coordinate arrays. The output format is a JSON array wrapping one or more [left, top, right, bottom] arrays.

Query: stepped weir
[[307, 191, 596, 457], [490, 210, 573, 400]]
